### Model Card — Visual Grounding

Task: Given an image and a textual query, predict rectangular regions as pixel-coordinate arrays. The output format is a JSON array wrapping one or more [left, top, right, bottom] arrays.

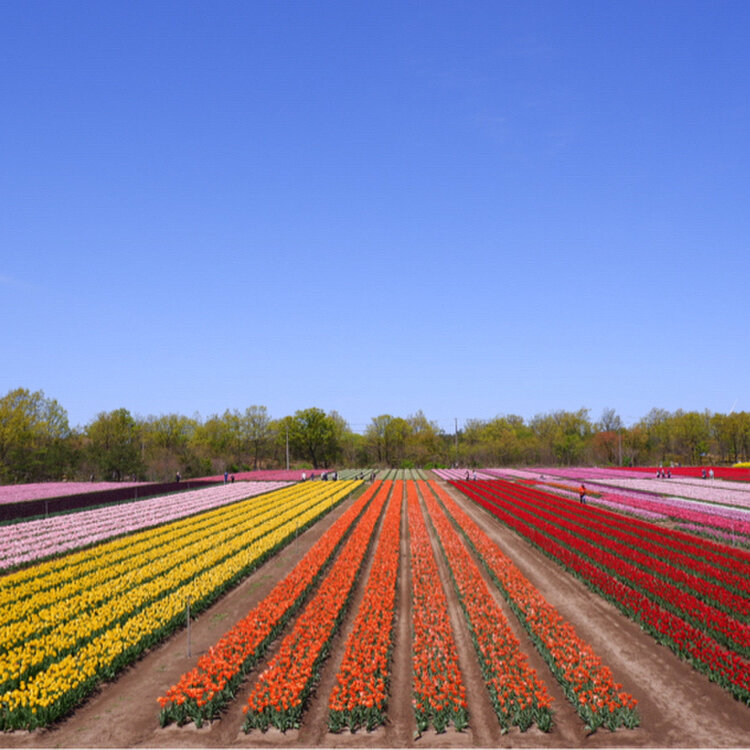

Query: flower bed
[[0, 481, 143, 505], [158, 481, 379, 727], [434, 481, 638, 732], [451, 479, 750, 705], [418, 482, 553, 732], [242, 482, 391, 731], [475, 481, 750, 615], [406, 482, 468, 734], [0, 482, 290, 571], [0, 481, 360, 730], [328, 481, 402, 732]]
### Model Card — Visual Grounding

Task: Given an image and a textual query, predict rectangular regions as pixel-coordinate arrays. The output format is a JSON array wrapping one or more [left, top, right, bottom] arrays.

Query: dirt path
[[3, 480, 750, 749]]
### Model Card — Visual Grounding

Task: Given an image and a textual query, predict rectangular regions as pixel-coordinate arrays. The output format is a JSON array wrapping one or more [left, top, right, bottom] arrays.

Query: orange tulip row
[[242, 481, 393, 732], [418, 482, 554, 733], [430, 481, 639, 732], [157, 481, 381, 727], [328, 481, 403, 732], [407, 482, 468, 734]]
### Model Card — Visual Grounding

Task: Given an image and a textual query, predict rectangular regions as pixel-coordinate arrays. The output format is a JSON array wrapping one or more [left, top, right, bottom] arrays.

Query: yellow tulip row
[[1, 483, 325, 646], [1, 486, 309, 670], [1, 482, 304, 606], [1, 481, 353, 673], [0, 481, 361, 729]]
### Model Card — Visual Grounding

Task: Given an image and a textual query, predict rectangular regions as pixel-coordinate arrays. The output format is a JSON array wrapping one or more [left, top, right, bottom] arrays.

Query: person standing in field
[[579, 484, 586, 504]]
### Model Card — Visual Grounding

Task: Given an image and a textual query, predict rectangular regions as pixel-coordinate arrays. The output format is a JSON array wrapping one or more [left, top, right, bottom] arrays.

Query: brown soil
[[3, 480, 750, 749]]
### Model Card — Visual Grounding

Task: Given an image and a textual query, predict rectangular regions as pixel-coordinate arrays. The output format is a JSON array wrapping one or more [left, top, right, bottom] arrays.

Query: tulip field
[[2, 473, 750, 748]]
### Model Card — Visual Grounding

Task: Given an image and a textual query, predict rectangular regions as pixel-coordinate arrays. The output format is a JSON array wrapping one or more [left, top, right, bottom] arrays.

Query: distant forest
[[1, 387, 749, 484]]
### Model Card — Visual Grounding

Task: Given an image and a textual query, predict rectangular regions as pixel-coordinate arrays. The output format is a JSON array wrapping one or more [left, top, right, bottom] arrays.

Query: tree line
[[1, 388, 749, 484]]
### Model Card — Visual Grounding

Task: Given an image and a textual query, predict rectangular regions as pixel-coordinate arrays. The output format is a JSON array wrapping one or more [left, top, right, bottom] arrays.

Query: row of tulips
[[241, 482, 392, 731], [0, 481, 360, 730], [472, 481, 750, 649], [417, 482, 554, 732], [482, 479, 750, 591], [0, 480, 142, 505], [406, 482, 468, 734], [158, 481, 380, 727], [617, 465, 750, 482], [2, 482, 339, 653], [520, 468, 750, 532], [0, 481, 290, 571], [327, 482, 403, 732], [1, 479, 313, 612], [437, 481, 639, 731], [452, 479, 750, 705]]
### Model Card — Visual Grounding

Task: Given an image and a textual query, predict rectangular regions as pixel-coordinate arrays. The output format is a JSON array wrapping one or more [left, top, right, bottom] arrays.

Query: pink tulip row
[[537, 468, 750, 508], [619, 465, 750, 482], [0, 481, 143, 506], [0, 482, 290, 571], [432, 468, 497, 481], [540, 477, 750, 537]]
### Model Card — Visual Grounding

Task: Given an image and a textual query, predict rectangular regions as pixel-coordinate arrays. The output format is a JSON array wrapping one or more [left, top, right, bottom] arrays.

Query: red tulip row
[[474, 480, 750, 654], [483, 479, 750, 603], [434, 481, 639, 732], [157, 481, 382, 727], [242, 481, 392, 731], [418, 482, 554, 733], [452, 479, 750, 704], [327, 481, 403, 732], [406, 481, 468, 734]]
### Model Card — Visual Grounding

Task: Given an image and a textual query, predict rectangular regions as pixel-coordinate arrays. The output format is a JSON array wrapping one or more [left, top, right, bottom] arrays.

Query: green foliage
[[288, 407, 342, 468], [85, 408, 144, 481], [2, 386, 750, 483], [0, 388, 72, 482]]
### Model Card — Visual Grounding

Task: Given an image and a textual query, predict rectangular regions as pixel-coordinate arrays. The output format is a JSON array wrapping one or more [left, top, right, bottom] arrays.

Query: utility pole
[[285, 424, 290, 470], [454, 418, 459, 467]]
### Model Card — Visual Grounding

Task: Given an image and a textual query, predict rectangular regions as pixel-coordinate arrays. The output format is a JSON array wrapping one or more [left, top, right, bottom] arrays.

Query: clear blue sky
[[2, 0, 749, 433]]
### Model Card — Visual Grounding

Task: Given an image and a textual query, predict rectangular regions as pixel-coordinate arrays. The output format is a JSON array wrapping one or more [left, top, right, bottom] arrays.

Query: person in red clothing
[[579, 484, 586, 504]]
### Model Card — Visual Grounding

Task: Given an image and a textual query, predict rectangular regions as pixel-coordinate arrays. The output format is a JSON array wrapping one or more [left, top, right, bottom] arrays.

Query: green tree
[[592, 408, 625, 465], [365, 414, 411, 467], [270, 416, 295, 468], [141, 413, 200, 480], [622, 424, 649, 466], [240, 405, 272, 470], [712, 411, 750, 463], [672, 410, 711, 464], [640, 408, 674, 464], [288, 407, 341, 468], [405, 410, 443, 466], [530, 409, 591, 465], [0, 387, 72, 482], [366, 415, 392, 465], [85, 408, 143, 481]]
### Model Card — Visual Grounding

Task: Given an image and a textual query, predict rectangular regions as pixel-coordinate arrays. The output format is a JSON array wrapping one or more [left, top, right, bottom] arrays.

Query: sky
[[2, 0, 749, 434]]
